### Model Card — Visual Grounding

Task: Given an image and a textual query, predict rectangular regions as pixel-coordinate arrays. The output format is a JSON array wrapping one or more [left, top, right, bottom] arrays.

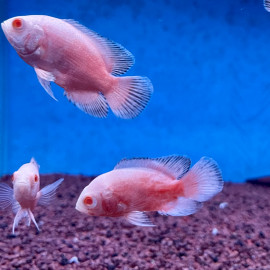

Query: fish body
[[0, 158, 64, 234], [1, 15, 153, 118], [76, 156, 224, 226], [12, 159, 40, 210]]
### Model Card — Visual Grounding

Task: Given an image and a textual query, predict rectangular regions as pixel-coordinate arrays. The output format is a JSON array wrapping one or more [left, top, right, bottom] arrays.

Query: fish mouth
[[1, 21, 8, 36], [75, 202, 88, 215], [75, 202, 83, 213]]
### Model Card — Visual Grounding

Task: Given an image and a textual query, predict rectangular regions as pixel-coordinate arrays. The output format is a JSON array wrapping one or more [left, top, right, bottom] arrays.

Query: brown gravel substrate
[[0, 174, 269, 270]]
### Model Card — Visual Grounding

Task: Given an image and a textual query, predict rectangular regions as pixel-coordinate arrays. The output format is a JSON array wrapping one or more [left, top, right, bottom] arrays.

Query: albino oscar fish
[[0, 158, 64, 234], [1, 15, 153, 118], [76, 155, 223, 226]]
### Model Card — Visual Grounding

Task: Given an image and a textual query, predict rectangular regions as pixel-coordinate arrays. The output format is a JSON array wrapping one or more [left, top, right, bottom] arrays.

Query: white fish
[[0, 158, 64, 234], [76, 156, 223, 226], [1, 15, 153, 119]]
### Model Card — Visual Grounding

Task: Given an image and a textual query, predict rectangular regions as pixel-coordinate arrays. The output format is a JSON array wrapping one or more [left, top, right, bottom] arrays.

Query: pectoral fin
[[34, 67, 57, 101], [38, 178, 64, 206], [0, 183, 14, 209], [0, 183, 19, 213]]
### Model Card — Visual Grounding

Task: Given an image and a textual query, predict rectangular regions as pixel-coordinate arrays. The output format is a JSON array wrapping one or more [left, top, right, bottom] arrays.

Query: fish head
[[1, 16, 45, 57], [12, 157, 40, 200], [75, 187, 100, 216], [75, 178, 105, 216]]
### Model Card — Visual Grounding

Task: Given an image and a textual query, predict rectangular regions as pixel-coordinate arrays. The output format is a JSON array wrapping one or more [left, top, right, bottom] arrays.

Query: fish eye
[[83, 196, 97, 208], [34, 175, 38, 182], [11, 174, 14, 181], [12, 18, 23, 29]]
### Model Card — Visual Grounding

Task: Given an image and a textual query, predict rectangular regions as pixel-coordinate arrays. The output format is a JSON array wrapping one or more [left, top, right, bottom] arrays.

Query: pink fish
[[1, 15, 153, 118], [0, 158, 64, 234], [76, 156, 223, 226]]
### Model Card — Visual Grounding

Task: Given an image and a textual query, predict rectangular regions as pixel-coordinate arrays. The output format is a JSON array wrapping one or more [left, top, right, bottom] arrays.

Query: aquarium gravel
[[0, 174, 269, 270]]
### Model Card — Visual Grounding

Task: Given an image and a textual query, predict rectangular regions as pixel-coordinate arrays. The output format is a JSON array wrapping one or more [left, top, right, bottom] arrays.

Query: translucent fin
[[12, 200, 20, 214], [158, 197, 202, 216], [12, 208, 39, 234], [126, 211, 155, 227], [34, 67, 57, 101], [181, 157, 223, 202], [12, 207, 25, 234], [264, 0, 270, 12], [114, 155, 191, 180], [0, 183, 21, 214], [30, 157, 40, 170], [25, 212, 31, 226], [64, 19, 135, 75], [65, 91, 108, 118], [38, 178, 64, 206], [0, 183, 14, 209], [28, 209, 39, 231], [106, 76, 153, 119]]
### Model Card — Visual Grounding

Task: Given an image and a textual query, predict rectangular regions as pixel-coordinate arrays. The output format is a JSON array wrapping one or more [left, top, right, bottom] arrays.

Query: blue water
[[1, 0, 270, 182]]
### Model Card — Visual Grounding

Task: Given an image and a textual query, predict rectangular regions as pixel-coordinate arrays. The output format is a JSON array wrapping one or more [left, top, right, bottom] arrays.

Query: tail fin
[[181, 157, 223, 202], [12, 208, 39, 235], [106, 76, 153, 119]]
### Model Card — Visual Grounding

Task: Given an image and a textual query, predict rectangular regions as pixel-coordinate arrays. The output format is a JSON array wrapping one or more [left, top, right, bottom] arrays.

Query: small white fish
[[1, 15, 153, 119], [0, 158, 64, 234]]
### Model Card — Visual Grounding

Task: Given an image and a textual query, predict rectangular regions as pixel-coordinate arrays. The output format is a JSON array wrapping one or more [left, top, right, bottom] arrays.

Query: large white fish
[[0, 158, 64, 234], [76, 156, 223, 226], [1, 15, 153, 119]]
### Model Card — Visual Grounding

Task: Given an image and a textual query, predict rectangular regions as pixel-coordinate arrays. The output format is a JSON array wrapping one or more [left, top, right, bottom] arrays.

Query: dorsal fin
[[63, 19, 135, 76], [30, 157, 40, 170], [114, 155, 191, 180]]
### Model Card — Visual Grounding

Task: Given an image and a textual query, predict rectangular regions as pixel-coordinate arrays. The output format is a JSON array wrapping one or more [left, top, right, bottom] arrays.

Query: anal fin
[[65, 90, 108, 118], [34, 67, 57, 101], [158, 197, 202, 216]]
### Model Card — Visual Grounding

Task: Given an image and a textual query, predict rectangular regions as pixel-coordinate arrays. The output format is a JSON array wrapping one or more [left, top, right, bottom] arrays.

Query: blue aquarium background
[[0, 0, 270, 182]]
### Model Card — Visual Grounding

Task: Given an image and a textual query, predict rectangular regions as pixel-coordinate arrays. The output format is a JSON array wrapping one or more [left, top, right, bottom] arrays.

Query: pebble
[[219, 202, 228, 209], [69, 256, 80, 264], [212, 228, 219, 235]]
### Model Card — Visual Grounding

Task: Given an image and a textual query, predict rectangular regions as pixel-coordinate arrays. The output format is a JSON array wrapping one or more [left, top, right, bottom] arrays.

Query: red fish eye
[[12, 18, 22, 29], [11, 174, 14, 181], [34, 175, 38, 182], [84, 196, 93, 205]]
